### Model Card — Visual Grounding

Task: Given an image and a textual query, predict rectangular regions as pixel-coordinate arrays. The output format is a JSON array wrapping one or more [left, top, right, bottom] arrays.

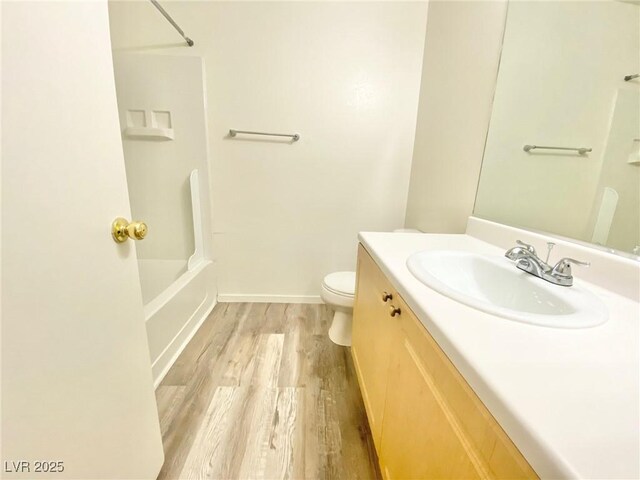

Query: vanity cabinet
[[351, 244, 538, 480]]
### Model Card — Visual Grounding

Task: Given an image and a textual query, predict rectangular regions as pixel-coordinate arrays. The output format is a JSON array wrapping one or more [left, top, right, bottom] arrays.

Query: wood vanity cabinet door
[[379, 306, 482, 480], [380, 295, 538, 480], [352, 244, 398, 449]]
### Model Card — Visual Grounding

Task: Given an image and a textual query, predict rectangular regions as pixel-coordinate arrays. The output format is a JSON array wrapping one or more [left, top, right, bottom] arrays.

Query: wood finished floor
[[155, 303, 381, 480]]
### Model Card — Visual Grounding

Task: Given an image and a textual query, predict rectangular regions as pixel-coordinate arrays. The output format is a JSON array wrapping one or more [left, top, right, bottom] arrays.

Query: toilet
[[321, 271, 356, 346], [321, 231, 419, 346]]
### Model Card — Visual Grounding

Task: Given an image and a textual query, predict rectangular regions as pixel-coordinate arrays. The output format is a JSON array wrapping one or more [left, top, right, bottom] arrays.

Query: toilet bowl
[[321, 271, 356, 346]]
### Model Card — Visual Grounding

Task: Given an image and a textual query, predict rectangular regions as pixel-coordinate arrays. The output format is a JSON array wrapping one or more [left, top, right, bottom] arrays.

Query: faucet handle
[[516, 240, 537, 255], [551, 257, 590, 277]]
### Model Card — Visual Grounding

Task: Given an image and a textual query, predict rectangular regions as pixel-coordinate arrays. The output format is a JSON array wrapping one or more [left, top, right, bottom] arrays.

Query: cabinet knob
[[381, 291, 393, 302], [389, 305, 401, 317]]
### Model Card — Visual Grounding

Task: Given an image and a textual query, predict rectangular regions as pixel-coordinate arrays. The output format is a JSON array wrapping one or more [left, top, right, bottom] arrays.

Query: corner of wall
[[404, 0, 508, 234]]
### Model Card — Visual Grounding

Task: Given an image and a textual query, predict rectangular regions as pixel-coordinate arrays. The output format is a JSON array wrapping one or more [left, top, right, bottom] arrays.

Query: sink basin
[[407, 250, 608, 328]]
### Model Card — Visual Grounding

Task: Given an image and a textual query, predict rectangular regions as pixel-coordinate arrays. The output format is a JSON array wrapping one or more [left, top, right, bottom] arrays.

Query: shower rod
[[149, 0, 194, 47], [624, 74, 639, 81]]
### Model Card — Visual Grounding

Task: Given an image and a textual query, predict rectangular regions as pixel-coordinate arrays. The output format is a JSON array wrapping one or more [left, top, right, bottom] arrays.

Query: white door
[[1, 2, 164, 479]]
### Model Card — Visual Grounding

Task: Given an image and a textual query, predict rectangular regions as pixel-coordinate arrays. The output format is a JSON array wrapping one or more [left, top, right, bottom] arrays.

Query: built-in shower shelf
[[124, 109, 174, 140], [124, 126, 174, 140]]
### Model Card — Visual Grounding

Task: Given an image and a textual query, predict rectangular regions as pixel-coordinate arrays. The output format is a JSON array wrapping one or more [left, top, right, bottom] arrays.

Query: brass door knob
[[389, 305, 401, 317], [381, 291, 393, 302], [112, 217, 148, 243]]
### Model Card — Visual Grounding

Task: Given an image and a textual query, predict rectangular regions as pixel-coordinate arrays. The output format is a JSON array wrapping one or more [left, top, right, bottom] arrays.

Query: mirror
[[474, 1, 640, 257]]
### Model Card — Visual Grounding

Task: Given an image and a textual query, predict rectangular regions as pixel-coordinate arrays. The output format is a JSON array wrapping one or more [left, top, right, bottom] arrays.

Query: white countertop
[[359, 231, 640, 479]]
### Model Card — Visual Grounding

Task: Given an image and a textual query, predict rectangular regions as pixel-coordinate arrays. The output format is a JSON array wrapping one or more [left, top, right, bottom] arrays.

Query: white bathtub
[[141, 260, 217, 387]]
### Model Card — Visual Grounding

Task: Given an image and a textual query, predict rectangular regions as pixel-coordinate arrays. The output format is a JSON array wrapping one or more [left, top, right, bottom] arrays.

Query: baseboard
[[217, 294, 323, 304], [151, 294, 216, 388]]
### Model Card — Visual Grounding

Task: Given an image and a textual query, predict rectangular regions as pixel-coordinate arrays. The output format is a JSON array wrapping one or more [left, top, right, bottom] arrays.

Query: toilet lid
[[323, 271, 356, 296]]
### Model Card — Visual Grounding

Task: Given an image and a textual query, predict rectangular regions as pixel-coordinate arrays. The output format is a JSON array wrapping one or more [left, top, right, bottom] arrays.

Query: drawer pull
[[382, 291, 393, 302], [389, 305, 401, 317]]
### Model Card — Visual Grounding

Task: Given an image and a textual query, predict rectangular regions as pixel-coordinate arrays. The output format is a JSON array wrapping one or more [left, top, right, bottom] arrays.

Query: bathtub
[[141, 259, 217, 387]]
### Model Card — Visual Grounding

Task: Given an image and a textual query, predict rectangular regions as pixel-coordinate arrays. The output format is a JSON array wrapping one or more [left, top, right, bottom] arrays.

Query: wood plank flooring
[[155, 303, 381, 480]]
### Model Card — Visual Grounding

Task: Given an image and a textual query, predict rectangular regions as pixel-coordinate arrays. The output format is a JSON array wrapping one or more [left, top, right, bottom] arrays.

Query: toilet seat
[[322, 271, 356, 297]]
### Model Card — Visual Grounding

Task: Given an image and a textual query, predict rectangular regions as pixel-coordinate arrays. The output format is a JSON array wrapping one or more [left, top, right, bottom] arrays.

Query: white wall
[[404, 1, 507, 233], [474, 1, 640, 243], [108, 1, 428, 301]]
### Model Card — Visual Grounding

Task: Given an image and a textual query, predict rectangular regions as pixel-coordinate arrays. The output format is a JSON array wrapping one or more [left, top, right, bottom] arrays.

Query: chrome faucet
[[505, 240, 590, 287]]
